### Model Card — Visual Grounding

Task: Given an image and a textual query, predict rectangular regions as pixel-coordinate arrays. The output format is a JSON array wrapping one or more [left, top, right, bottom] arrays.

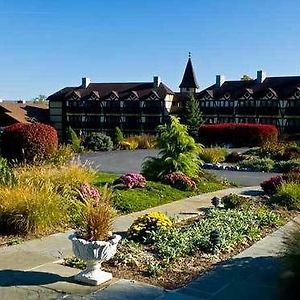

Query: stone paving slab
[[90, 279, 164, 300], [0, 286, 64, 300]]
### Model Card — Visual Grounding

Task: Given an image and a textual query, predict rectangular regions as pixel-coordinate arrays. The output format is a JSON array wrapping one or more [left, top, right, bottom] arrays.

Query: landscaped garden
[[0, 118, 299, 294], [0, 118, 228, 245]]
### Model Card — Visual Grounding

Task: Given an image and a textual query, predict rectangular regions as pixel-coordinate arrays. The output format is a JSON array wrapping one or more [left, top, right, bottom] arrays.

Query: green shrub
[[84, 132, 113, 151], [67, 127, 84, 153], [271, 183, 300, 210], [199, 147, 228, 164], [0, 157, 15, 185], [238, 158, 275, 172], [45, 145, 75, 166], [221, 193, 248, 209], [142, 116, 203, 180], [274, 159, 300, 173]]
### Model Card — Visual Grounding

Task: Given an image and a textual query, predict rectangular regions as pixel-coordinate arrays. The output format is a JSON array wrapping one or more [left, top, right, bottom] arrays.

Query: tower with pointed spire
[[179, 52, 199, 94]]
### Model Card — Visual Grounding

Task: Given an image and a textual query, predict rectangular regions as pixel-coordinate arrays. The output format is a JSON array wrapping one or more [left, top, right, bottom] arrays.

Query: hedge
[[1, 123, 58, 162], [198, 123, 278, 147]]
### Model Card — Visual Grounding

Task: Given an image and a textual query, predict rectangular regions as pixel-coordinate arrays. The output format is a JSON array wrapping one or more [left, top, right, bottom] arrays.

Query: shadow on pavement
[[241, 189, 264, 196], [0, 269, 73, 287]]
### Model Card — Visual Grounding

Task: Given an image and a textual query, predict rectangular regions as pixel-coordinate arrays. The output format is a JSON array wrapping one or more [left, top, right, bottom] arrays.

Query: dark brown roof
[[197, 76, 300, 100], [179, 58, 199, 89], [48, 82, 174, 101], [0, 101, 49, 124]]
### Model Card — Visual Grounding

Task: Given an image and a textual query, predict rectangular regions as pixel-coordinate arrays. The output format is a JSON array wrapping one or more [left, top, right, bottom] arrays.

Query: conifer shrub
[[113, 127, 124, 148], [142, 116, 203, 180], [67, 127, 84, 153], [1, 123, 58, 162], [84, 132, 113, 151]]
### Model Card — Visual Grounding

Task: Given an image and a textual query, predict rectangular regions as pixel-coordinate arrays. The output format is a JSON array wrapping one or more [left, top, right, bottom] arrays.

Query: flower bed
[[64, 194, 289, 289]]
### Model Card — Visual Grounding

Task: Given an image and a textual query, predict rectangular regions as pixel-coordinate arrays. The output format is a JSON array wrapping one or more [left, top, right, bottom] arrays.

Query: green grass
[[94, 172, 226, 213]]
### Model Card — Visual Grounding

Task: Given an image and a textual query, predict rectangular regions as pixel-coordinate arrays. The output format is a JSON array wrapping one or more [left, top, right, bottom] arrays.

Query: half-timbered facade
[[48, 56, 300, 140], [48, 77, 174, 141], [172, 60, 300, 134]]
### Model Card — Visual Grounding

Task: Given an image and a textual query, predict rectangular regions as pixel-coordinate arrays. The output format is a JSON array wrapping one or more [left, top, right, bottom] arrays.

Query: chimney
[[153, 76, 161, 88], [216, 75, 225, 87], [82, 77, 91, 88], [256, 70, 267, 83]]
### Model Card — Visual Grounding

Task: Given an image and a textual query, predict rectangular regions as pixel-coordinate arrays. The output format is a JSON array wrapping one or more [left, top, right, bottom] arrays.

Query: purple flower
[[117, 173, 146, 189], [163, 172, 196, 190]]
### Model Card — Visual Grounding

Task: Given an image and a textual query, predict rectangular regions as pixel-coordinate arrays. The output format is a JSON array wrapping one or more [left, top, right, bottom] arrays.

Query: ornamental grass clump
[[0, 183, 67, 235], [114, 173, 146, 189], [76, 185, 114, 241], [163, 172, 196, 191], [127, 212, 173, 243]]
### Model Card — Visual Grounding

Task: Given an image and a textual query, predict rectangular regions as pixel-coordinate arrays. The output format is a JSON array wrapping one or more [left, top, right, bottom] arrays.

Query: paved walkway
[[0, 186, 294, 299]]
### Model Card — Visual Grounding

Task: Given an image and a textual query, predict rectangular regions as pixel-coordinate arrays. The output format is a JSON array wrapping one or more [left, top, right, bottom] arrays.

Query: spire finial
[[188, 51, 191, 58]]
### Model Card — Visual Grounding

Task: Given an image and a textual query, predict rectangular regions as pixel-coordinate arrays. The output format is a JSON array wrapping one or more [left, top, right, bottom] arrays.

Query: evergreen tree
[[182, 95, 203, 139]]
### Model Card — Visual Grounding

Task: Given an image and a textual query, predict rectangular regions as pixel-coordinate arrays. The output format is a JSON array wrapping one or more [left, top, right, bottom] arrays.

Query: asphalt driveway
[[80, 149, 280, 186]]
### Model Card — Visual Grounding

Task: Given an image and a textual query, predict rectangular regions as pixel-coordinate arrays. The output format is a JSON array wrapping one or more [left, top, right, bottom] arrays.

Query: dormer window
[[265, 88, 277, 99], [129, 91, 139, 100], [224, 93, 231, 99], [70, 91, 80, 100], [148, 91, 159, 100], [109, 91, 119, 100]]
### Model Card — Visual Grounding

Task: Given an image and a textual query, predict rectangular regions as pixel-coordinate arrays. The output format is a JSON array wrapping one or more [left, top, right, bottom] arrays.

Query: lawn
[[94, 172, 227, 213]]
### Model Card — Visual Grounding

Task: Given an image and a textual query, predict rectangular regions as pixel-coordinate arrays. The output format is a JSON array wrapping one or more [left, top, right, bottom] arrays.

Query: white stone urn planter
[[69, 233, 121, 285]]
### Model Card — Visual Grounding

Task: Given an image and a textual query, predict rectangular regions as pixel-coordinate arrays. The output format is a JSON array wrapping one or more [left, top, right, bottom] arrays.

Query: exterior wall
[[49, 101, 63, 140], [50, 96, 173, 141], [197, 97, 300, 134]]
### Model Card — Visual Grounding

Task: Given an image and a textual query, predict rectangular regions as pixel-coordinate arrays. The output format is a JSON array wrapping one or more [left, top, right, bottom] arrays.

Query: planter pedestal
[[74, 261, 112, 285]]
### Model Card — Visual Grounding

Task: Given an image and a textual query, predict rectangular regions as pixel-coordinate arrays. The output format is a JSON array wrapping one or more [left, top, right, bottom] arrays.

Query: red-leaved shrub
[[1, 123, 58, 162], [199, 123, 278, 147], [261, 176, 284, 195], [163, 172, 196, 191]]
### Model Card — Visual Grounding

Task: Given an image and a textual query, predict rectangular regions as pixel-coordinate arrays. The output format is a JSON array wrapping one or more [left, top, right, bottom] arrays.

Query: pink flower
[[117, 173, 146, 189]]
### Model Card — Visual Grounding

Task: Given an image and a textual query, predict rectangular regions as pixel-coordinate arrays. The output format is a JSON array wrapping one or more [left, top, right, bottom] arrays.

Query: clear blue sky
[[0, 0, 300, 99]]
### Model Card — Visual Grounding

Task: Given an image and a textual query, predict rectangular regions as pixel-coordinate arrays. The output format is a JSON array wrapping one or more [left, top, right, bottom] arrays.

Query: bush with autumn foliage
[[198, 123, 278, 147], [1, 123, 58, 162]]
